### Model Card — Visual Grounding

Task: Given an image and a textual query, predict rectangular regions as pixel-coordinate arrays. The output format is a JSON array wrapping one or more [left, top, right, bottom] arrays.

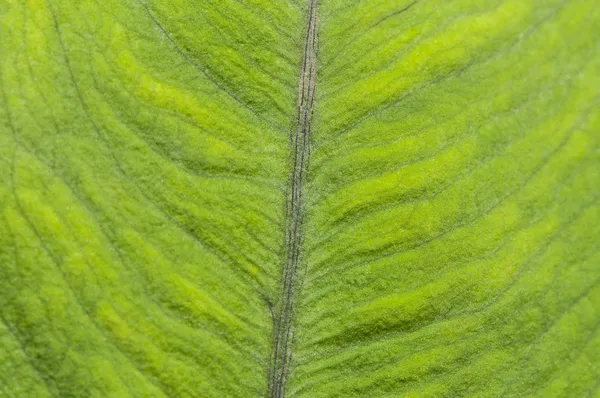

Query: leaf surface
[[0, 0, 599, 397]]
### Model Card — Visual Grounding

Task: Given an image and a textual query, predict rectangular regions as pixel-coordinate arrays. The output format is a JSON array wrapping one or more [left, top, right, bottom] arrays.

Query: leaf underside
[[0, 0, 599, 397]]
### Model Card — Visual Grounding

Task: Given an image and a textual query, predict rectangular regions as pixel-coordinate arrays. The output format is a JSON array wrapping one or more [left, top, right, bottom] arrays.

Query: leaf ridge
[[269, 1, 319, 397]]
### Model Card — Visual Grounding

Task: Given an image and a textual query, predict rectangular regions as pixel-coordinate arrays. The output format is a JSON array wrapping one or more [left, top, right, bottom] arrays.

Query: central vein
[[269, 1, 319, 397]]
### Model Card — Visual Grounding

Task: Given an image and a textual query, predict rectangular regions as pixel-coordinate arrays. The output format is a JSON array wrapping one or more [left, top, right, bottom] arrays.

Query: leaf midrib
[[269, 1, 319, 397]]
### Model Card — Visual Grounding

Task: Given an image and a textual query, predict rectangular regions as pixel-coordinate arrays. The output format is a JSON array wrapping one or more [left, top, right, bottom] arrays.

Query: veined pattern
[[0, 0, 598, 397]]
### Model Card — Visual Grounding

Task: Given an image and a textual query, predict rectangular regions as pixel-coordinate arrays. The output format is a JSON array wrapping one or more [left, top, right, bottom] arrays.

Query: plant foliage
[[0, 0, 599, 396]]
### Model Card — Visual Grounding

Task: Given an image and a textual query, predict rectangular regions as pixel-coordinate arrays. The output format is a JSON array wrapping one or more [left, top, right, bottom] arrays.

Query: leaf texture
[[0, 0, 599, 397]]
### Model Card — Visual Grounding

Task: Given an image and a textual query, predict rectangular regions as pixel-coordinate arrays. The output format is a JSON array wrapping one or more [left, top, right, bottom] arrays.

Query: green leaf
[[1, 0, 598, 397]]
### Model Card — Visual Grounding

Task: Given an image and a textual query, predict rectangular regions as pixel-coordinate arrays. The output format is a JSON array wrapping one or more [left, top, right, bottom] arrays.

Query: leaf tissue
[[0, 0, 599, 397]]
